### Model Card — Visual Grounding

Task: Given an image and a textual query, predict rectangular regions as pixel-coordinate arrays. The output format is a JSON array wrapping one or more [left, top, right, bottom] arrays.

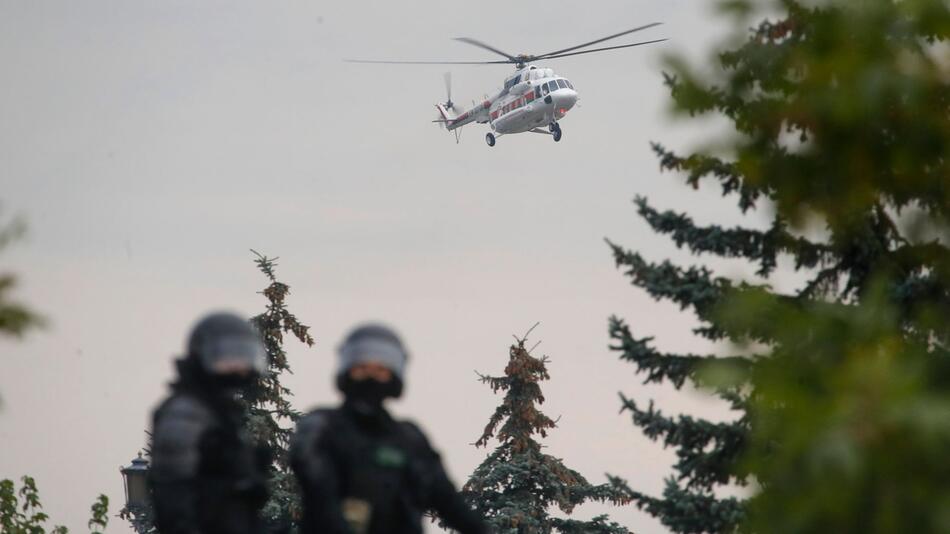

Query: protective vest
[[291, 402, 487, 534], [149, 361, 269, 534]]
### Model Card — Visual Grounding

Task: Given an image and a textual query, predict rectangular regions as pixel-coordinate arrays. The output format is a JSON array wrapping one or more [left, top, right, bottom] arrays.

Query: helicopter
[[347, 23, 666, 147]]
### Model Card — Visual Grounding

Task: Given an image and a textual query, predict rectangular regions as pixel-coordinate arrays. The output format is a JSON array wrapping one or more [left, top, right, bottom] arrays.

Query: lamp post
[[120, 453, 153, 533]]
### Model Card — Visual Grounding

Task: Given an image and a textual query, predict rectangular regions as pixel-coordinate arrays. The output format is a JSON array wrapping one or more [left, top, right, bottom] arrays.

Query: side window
[[542, 83, 550, 96], [535, 87, 541, 99]]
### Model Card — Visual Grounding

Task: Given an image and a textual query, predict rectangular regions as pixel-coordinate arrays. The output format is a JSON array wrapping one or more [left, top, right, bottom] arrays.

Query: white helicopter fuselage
[[437, 64, 578, 137]]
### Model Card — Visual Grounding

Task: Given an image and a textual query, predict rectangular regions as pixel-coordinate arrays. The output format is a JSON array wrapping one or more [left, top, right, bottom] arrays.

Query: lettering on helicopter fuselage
[[493, 89, 539, 121]]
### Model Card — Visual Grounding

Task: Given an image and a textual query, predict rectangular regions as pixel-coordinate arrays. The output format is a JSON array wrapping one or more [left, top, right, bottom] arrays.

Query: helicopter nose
[[564, 89, 578, 108], [554, 89, 578, 114]]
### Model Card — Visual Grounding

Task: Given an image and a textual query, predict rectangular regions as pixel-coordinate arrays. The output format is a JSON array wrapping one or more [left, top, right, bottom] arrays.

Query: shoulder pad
[[296, 408, 335, 437], [398, 419, 434, 450], [290, 408, 340, 483], [150, 395, 214, 481], [290, 409, 335, 458], [157, 394, 214, 422]]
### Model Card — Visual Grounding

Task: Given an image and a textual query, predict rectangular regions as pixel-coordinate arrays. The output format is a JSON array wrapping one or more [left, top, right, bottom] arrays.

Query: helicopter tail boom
[[435, 101, 487, 131]]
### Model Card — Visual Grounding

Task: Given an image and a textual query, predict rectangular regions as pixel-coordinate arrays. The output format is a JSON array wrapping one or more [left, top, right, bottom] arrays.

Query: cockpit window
[[557, 79, 568, 89], [547, 81, 557, 92], [565, 80, 574, 89]]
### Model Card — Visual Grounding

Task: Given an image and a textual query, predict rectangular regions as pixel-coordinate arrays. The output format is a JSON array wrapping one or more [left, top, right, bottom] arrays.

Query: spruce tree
[[463, 327, 630, 534], [608, 0, 949, 532], [245, 250, 315, 532]]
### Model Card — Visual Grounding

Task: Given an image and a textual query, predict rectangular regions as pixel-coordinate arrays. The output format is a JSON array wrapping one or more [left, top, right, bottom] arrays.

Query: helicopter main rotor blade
[[534, 22, 663, 60], [345, 59, 510, 65], [443, 72, 453, 104], [539, 38, 669, 60], [452, 37, 519, 63]]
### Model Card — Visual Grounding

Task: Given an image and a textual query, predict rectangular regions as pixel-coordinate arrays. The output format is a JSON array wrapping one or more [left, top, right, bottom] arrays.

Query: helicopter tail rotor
[[435, 72, 458, 131], [434, 102, 457, 131]]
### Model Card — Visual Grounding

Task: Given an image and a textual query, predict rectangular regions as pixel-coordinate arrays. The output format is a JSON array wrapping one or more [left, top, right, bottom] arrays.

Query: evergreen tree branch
[[606, 239, 734, 340], [635, 196, 831, 277], [609, 476, 744, 534], [651, 143, 764, 213], [619, 396, 748, 490], [608, 316, 755, 391]]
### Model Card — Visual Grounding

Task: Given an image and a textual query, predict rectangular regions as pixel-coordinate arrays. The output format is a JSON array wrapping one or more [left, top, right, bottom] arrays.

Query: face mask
[[341, 377, 400, 408], [210, 370, 258, 391]]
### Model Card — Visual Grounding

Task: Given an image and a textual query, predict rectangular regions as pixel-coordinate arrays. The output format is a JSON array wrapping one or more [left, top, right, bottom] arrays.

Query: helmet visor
[[199, 335, 267, 377]]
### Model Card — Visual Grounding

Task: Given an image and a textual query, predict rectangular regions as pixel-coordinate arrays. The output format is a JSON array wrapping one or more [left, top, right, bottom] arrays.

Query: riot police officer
[[149, 312, 270, 534], [290, 324, 488, 534]]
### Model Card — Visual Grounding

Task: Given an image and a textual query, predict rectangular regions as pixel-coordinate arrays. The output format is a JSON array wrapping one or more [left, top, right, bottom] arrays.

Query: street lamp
[[120, 453, 153, 533]]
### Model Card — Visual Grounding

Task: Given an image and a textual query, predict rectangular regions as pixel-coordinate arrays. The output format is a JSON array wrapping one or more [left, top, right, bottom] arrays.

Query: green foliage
[[719, 281, 950, 533], [86, 496, 108, 534], [0, 213, 43, 339], [463, 329, 631, 533], [0, 476, 106, 534], [117, 497, 156, 534], [245, 250, 315, 531], [610, 0, 949, 532]]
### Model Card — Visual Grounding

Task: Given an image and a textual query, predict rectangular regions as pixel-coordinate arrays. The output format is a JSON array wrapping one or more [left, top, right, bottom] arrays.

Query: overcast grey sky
[[0, 1, 776, 532]]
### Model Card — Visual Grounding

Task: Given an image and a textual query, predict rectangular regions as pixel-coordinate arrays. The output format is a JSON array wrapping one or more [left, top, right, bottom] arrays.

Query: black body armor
[[290, 401, 487, 534], [149, 359, 269, 534]]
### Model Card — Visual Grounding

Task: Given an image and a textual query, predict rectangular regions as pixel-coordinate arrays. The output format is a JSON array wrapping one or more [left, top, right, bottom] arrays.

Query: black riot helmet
[[336, 323, 409, 399], [186, 312, 266, 386]]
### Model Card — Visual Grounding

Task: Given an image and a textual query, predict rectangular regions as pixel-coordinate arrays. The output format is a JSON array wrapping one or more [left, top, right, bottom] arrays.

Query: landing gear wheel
[[552, 127, 562, 142], [485, 132, 496, 147]]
